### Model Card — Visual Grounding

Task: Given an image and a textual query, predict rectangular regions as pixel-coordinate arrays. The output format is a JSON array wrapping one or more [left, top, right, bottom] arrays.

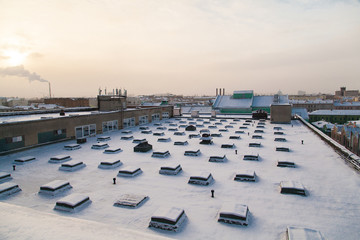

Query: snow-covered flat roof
[[1, 117, 360, 239], [0, 111, 94, 124], [309, 110, 360, 116]]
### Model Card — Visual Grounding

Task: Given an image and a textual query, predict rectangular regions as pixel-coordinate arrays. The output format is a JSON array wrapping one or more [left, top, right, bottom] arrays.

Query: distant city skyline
[[1, 0, 359, 98]]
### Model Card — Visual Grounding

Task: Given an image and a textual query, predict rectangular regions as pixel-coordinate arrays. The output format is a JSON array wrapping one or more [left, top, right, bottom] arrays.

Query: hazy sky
[[0, 0, 359, 98]]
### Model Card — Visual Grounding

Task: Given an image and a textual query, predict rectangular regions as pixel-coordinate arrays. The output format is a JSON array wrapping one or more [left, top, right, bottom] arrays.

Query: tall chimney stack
[[223, 88, 225, 95], [219, 88, 222, 95], [216, 88, 218, 96], [48, 82, 52, 99]]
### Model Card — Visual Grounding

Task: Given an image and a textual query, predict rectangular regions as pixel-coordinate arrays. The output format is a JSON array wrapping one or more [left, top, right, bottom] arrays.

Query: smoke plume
[[0, 65, 48, 83]]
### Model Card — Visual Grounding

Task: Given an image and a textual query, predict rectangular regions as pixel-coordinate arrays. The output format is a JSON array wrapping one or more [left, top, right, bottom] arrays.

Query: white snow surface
[[0, 118, 360, 239]]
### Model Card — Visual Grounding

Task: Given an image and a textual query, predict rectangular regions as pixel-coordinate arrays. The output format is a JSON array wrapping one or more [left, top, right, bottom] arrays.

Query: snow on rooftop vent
[[118, 166, 142, 177], [64, 144, 81, 150], [97, 136, 111, 141], [49, 155, 71, 163], [287, 226, 325, 240], [119, 134, 133, 140], [13, 156, 36, 164], [218, 203, 249, 226], [91, 143, 109, 149], [174, 141, 188, 146], [98, 159, 122, 169], [114, 194, 149, 208], [234, 170, 256, 182], [0, 172, 12, 183], [54, 194, 91, 212], [159, 164, 182, 175], [39, 180, 72, 196], [149, 207, 187, 232], [103, 147, 122, 154], [0, 182, 21, 197], [59, 161, 86, 172], [280, 181, 306, 196]]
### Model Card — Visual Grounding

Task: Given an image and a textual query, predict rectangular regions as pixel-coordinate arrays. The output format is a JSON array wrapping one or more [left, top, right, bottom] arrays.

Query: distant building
[[212, 90, 289, 114], [333, 101, 360, 110], [309, 110, 360, 124], [6, 98, 28, 107], [0, 105, 173, 153], [335, 87, 359, 97], [331, 122, 360, 156], [312, 120, 334, 136], [289, 99, 333, 112]]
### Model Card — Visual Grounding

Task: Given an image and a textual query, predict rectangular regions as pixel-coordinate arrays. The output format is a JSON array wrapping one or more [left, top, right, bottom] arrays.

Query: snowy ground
[[0, 118, 360, 239]]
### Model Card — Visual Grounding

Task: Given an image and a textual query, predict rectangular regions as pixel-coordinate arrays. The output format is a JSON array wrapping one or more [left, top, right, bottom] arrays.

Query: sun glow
[[3, 50, 28, 66]]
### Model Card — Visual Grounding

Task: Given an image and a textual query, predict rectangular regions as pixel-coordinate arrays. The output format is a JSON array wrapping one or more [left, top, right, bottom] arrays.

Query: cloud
[[0, 65, 48, 83]]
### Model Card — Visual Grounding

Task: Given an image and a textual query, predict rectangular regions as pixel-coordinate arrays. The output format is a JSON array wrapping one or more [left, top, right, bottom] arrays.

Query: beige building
[[0, 105, 173, 154]]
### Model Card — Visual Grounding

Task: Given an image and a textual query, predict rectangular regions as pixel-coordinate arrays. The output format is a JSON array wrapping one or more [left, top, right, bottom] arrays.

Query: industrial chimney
[[219, 88, 222, 95], [216, 88, 218, 96], [223, 88, 225, 95], [48, 82, 52, 99]]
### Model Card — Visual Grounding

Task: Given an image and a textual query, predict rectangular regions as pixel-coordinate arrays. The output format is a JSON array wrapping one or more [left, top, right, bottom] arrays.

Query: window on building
[[102, 120, 118, 133], [152, 113, 160, 122], [123, 117, 135, 128], [162, 112, 169, 119], [139, 115, 148, 125], [76, 124, 96, 138]]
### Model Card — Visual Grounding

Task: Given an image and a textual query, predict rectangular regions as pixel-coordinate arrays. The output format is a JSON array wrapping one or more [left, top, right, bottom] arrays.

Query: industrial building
[[0, 94, 173, 154], [212, 90, 289, 114]]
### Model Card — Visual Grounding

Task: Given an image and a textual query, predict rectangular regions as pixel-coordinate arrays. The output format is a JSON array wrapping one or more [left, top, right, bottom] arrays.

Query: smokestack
[[216, 88, 218, 96], [223, 88, 225, 95], [48, 82, 52, 98], [219, 88, 222, 95]]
